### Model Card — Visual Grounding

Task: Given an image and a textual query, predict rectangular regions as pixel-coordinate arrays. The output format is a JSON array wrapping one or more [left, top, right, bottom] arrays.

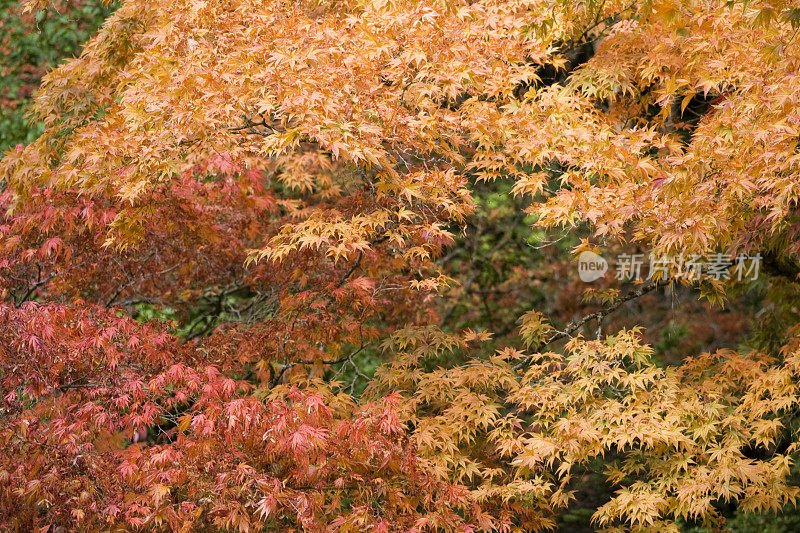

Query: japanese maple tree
[[3, 0, 800, 531]]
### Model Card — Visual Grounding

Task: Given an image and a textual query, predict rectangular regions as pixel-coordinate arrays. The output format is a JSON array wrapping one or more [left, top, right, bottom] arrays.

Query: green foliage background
[[0, 0, 116, 152]]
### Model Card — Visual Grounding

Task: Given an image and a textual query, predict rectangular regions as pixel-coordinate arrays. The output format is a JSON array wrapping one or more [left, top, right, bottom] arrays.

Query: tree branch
[[270, 343, 371, 388], [514, 282, 661, 371]]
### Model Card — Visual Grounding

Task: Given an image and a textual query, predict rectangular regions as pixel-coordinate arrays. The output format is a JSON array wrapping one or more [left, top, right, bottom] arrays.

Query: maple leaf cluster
[[3, 0, 800, 531]]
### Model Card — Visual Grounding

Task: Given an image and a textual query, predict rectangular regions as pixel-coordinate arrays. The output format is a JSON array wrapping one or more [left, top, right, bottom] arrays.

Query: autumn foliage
[[3, 0, 800, 530]]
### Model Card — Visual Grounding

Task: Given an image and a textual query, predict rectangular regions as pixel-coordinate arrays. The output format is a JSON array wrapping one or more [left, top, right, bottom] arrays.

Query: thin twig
[[271, 343, 371, 387], [513, 282, 661, 371]]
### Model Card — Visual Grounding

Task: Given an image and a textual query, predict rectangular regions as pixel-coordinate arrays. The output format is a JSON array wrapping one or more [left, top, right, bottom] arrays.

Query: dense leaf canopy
[[2, 0, 800, 531]]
